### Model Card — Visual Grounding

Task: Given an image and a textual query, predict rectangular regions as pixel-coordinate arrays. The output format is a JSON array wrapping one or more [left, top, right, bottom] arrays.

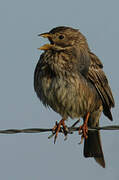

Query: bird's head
[[38, 26, 88, 51]]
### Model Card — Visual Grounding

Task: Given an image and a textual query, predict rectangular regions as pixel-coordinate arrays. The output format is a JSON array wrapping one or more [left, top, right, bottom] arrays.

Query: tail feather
[[84, 130, 105, 168], [95, 157, 105, 168]]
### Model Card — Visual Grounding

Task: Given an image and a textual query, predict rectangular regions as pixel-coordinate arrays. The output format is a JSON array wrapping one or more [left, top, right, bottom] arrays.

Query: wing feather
[[88, 52, 115, 120]]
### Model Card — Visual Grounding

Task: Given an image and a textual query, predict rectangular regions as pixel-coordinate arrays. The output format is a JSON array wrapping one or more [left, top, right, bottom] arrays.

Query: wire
[[0, 125, 118, 135]]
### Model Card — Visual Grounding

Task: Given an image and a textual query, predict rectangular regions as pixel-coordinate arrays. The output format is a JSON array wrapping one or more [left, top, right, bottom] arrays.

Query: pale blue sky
[[0, 0, 119, 179]]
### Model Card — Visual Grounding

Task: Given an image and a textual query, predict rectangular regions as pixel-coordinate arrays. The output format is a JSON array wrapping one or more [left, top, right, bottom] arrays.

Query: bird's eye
[[59, 35, 64, 39]]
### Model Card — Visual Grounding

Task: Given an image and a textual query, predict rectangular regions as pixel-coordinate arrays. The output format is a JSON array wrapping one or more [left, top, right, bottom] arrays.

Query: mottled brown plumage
[[34, 26, 115, 168]]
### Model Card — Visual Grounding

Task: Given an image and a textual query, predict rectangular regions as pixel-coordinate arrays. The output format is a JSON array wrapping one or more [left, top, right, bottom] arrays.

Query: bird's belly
[[38, 74, 99, 119]]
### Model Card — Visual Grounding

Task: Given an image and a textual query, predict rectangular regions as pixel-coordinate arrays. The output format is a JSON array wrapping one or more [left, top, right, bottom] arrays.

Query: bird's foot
[[78, 112, 90, 144], [51, 118, 68, 144]]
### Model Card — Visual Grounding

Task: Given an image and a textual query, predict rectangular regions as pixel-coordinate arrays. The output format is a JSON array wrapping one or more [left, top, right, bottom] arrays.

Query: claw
[[78, 135, 84, 145], [64, 135, 68, 141]]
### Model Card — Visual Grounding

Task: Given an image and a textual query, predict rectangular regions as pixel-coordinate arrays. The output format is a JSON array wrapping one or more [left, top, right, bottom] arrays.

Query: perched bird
[[34, 26, 115, 168]]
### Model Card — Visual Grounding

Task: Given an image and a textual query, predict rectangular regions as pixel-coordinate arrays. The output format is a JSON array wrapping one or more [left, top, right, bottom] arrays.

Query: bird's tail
[[84, 129, 105, 168]]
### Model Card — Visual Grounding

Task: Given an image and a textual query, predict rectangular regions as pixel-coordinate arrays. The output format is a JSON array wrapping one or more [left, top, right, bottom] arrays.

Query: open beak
[[38, 32, 53, 50], [37, 44, 54, 50]]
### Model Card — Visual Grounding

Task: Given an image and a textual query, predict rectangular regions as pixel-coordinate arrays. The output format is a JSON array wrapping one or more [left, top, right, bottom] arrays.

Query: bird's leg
[[52, 118, 67, 144], [79, 112, 90, 143]]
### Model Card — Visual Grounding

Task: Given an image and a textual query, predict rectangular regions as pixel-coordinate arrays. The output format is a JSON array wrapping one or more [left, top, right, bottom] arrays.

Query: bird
[[34, 26, 115, 168]]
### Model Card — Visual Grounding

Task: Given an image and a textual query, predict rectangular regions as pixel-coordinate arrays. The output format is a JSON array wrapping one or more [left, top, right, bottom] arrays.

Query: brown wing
[[88, 52, 115, 120]]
